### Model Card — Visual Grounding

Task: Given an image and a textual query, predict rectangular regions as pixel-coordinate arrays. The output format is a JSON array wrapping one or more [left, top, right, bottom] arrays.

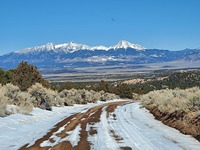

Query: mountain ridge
[[14, 40, 145, 54], [0, 40, 200, 71]]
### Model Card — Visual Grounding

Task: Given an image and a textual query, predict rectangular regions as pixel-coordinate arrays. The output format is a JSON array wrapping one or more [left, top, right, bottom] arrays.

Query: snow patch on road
[[65, 124, 82, 147], [87, 106, 120, 150], [40, 124, 81, 147]]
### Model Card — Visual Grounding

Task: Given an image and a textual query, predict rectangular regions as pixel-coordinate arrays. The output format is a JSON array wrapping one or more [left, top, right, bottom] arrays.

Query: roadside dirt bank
[[145, 105, 200, 142]]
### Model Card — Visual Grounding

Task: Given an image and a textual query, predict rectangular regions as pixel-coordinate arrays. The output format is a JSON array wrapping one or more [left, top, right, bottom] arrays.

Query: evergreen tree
[[116, 83, 133, 99], [11, 61, 50, 91], [0, 68, 5, 83], [58, 81, 76, 92]]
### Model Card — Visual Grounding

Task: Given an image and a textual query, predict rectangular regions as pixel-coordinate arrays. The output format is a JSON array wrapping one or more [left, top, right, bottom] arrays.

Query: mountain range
[[0, 40, 200, 72]]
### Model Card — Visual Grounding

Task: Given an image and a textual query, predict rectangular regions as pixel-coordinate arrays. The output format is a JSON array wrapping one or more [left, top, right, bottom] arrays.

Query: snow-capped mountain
[[14, 40, 143, 54], [15, 42, 89, 54], [15, 43, 56, 54], [0, 40, 200, 71], [110, 40, 145, 50]]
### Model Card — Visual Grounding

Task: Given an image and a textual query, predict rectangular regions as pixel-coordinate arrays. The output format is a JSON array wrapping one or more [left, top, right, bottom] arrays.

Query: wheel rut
[[19, 101, 130, 150]]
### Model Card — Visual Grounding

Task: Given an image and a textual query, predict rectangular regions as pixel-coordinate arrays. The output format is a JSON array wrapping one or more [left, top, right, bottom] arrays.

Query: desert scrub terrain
[[0, 83, 119, 117], [0, 62, 120, 117], [140, 87, 200, 141]]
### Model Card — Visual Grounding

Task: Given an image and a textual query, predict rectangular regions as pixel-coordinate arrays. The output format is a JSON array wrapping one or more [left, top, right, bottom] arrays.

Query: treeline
[[130, 70, 200, 94], [55, 70, 200, 96], [55, 70, 200, 97], [0, 61, 50, 91]]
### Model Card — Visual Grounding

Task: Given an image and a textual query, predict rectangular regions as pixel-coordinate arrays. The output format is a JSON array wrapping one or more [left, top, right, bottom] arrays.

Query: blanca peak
[[111, 40, 145, 50]]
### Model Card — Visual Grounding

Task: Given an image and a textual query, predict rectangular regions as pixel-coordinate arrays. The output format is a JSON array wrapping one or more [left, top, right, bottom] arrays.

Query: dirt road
[[19, 101, 200, 150], [20, 101, 130, 150]]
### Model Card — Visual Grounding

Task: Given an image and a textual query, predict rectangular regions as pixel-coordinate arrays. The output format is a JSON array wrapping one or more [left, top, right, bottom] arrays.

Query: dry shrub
[[5, 105, 19, 115], [14, 92, 34, 114], [1, 83, 21, 101], [0, 90, 8, 117], [79, 89, 94, 103], [141, 87, 200, 113], [59, 89, 83, 106], [0, 83, 34, 116], [0, 82, 120, 116], [100, 91, 119, 101], [58, 89, 119, 106], [28, 83, 64, 110], [92, 91, 102, 102]]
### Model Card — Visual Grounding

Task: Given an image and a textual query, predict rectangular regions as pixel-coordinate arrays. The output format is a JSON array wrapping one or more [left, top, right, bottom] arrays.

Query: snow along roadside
[[110, 102, 200, 150], [0, 99, 123, 150], [0, 104, 91, 150]]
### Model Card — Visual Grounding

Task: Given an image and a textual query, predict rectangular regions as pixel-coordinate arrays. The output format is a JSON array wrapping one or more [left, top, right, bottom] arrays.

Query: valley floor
[[0, 100, 200, 150]]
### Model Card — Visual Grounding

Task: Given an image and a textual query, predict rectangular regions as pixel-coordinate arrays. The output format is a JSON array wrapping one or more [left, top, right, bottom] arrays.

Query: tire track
[[19, 101, 128, 150]]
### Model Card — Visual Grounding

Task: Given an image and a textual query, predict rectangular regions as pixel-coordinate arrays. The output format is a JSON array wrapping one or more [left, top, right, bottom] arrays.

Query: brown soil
[[110, 130, 123, 141], [146, 105, 200, 142], [120, 147, 132, 150], [19, 101, 131, 150]]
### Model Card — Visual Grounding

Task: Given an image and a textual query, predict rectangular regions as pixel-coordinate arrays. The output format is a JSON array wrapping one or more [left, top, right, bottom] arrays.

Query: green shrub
[[115, 84, 133, 99], [10, 61, 50, 91]]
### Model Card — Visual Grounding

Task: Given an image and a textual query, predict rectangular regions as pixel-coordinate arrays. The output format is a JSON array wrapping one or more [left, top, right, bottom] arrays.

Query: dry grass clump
[[2, 83, 21, 100], [0, 82, 119, 117], [141, 87, 200, 113], [0, 88, 8, 116], [28, 83, 64, 110], [13, 92, 34, 114], [58, 89, 119, 106], [58, 89, 79, 106], [28, 83, 119, 109], [0, 83, 34, 116]]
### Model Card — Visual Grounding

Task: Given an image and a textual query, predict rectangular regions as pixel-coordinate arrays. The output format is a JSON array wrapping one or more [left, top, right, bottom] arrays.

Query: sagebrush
[[141, 87, 200, 113]]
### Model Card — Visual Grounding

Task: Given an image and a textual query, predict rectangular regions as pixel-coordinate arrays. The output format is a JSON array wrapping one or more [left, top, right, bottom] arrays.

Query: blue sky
[[0, 0, 200, 55]]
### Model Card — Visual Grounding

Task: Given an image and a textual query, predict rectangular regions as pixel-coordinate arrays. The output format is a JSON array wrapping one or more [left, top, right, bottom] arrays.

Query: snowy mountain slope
[[15, 40, 144, 54], [1, 101, 200, 150], [14, 40, 143, 55], [110, 40, 145, 50]]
